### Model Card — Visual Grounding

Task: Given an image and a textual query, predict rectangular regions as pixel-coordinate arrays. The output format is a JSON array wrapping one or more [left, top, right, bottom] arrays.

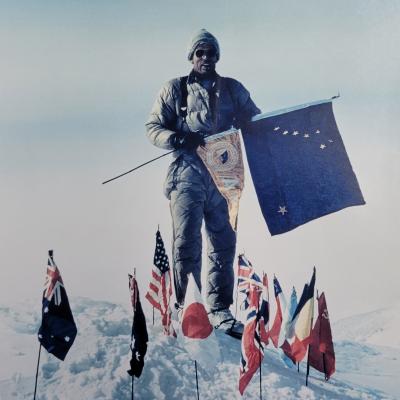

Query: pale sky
[[1, 0, 399, 320]]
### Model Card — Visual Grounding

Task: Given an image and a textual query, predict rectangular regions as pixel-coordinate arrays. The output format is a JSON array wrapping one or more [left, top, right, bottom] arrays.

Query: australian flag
[[38, 250, 77, 361], [242, 99, 365, 235]]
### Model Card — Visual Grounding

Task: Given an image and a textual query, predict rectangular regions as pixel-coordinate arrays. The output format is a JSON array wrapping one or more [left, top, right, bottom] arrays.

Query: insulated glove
[[170, 131, 205, 150]]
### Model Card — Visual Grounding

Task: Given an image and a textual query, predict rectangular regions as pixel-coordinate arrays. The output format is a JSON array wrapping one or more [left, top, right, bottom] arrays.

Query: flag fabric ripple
[[282, 268, 316, 363], [242, 100, 365, 235], [145, 229, 175, 336], [127, 274, 148, 378], [180, 274, 221, 371], [309, 292, 336, 380], [37, 250, 77, 361]]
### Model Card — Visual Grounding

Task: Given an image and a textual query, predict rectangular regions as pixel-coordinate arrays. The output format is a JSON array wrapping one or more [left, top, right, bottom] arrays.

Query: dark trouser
[[166, 157, 236, 311]]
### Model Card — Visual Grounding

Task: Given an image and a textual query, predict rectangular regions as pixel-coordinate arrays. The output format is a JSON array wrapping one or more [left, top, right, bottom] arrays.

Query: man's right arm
[[145, 81, 179, 150]]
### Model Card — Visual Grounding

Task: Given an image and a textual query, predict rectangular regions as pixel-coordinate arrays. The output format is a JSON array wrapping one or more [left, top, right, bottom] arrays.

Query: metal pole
[[33, 344, 42, 400], [234, 255, 240, 321], [306, 275, 316, 386], [102, 151, 174, 185], [195, 360, 200, 400], [258, 298, 262, 400]]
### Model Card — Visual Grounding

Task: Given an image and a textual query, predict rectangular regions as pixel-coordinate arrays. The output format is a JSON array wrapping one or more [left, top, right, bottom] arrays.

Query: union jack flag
[[38, 250, 77, 361], [238, 257, 265, 395], [44, 256, 64, 305], [237, 254, 263, 296], [145, 229, 176, 336]]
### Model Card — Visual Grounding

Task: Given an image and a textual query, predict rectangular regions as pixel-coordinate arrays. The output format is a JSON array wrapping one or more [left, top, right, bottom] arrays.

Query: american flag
[[145, 229, 175, 336], [38, 250, 77, 361], [238, 256, 265, 395]]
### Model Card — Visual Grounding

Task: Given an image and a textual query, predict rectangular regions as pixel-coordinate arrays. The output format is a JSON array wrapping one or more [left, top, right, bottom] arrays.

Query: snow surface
[[0, 297, 398, 400]]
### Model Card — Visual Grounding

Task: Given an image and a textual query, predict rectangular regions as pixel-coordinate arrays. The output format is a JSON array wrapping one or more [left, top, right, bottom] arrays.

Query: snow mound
[[334, 302, 400, 348], [0, 297, 397, 399]]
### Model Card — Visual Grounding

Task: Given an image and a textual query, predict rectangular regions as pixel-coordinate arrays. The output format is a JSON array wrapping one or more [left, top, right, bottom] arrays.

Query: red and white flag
[[145, 229, 176, 336], [239, 276, 264, 395], [180, 274, 221, 371], [269, 275, 287, 348], [308, 292, 335, 379]]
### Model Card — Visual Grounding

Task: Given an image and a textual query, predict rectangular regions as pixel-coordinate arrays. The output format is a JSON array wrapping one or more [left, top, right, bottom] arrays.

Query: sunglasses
[[195, 49, 217, 58]]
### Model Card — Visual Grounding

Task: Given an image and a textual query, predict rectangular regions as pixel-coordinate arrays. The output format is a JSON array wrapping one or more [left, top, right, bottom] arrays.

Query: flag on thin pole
[[242, 99, 365, 235], [146, 230, 176, 337], [308, 292, 335, 380], [145, 229, 176, 336], [282, 268, 316, 363], [280, 286, 298, 367], [239, 257, 264, 396], [237, 254, 263, 294], [180, 274, 221, 372], [127, 273, 148, 378], [269, 276, 287, 348], [38, 250, 77, 361], [259, 272, 270, 344]]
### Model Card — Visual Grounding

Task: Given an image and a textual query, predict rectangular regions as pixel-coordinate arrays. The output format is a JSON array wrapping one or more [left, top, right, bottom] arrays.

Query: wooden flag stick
[[33, 343, 42, 400], [131, 375, 134, 400], [195, 360, 200, 400]]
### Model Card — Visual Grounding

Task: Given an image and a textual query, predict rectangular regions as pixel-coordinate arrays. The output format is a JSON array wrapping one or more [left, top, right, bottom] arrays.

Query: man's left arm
[[229, 79, 261, 129]]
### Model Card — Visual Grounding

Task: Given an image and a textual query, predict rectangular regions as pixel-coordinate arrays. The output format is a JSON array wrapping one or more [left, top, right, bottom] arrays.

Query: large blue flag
[[242, 99, 365, 235]]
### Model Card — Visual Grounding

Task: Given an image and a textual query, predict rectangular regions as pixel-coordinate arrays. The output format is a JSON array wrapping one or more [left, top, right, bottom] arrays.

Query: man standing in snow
[[146, 29, 260, 335]]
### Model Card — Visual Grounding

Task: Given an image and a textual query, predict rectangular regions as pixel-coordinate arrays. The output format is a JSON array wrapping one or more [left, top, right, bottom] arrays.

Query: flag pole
[[195, 360, 200, 400], [258, 281, 262, 400], [33, 343, 42, 400], [234, 254, 241, 322], [131, 268, 137, 400], [306, 269, 316, 387], [102, 150, 174, 185]]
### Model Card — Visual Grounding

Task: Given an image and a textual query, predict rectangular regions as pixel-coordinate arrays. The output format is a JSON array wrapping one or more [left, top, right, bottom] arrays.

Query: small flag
[[259, 273, 270, 344], [308, 292, 335, 379], [239, 268, 264, 396], [283, 268, 316, 363], [38, 250, 77, 361], [127, 274, 148, 378], [242, 100, 365, 235], [145, 229, 175, 336], [197, 128, 244, 230], [237, 254, 263, 295], [280, 286, 298, 367], [269, 276, 287, 348], [180, 274, 221, 371]]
